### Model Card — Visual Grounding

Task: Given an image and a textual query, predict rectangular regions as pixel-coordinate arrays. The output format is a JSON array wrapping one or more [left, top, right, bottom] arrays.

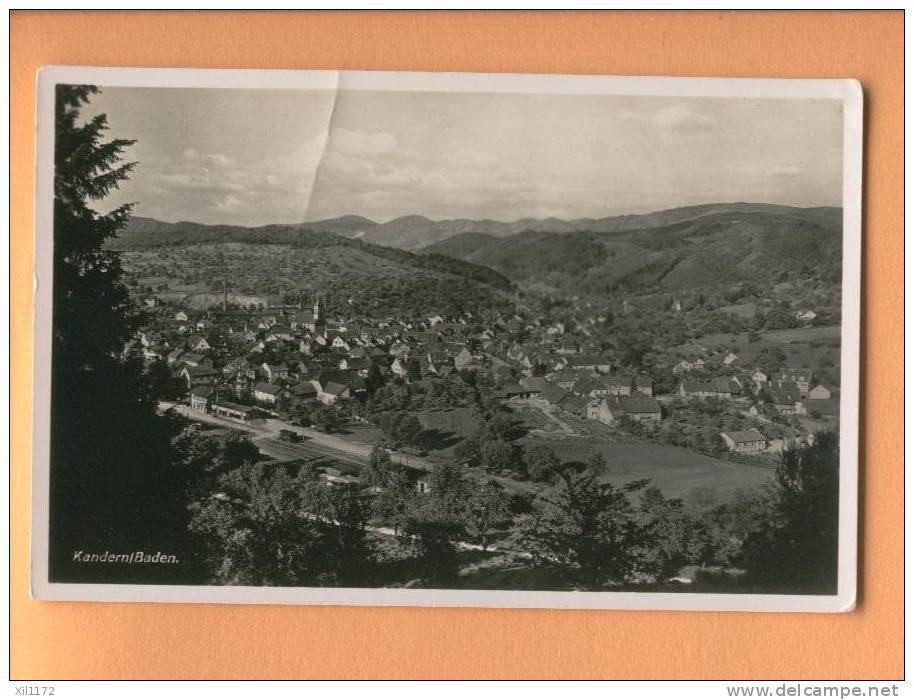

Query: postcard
[[31, 67, 862, 610]]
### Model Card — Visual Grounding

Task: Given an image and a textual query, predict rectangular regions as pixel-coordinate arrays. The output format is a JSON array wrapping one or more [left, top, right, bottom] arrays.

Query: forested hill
[[112, 216, 515, 316], [116, 217, 351, 249], [421, 205, 843, 297]]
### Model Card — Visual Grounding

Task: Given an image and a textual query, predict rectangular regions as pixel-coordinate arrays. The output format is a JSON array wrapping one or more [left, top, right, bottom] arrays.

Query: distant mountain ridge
[[304, 214, 377, 238], [421, 205, 843, 296], [127, 203, 840, 251], [302, 202, 841, 250]]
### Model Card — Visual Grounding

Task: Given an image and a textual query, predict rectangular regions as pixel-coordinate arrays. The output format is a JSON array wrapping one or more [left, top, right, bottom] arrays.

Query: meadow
[[517, 437, 773, 499]]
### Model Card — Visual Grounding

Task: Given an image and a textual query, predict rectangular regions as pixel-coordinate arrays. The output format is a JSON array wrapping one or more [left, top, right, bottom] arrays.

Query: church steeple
[[313, 296, 321, 322]]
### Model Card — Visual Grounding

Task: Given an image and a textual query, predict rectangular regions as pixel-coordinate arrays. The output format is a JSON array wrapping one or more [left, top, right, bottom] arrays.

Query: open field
[[418, 407, 480, 456], [761, 325, 841, 343], [694, 324, 840, 350], [595, 442, 773, 498], [337, 424, 385, 448], [689, 324, 841, 371], [517, 437, 773, 499]]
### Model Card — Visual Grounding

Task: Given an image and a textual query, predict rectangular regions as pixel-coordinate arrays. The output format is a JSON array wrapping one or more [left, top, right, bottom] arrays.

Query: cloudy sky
[[83, 86, 844, 226]]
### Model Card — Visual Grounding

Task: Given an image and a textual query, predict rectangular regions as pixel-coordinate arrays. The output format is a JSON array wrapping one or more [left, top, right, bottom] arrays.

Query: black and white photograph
[[31, 68, 862, 610]]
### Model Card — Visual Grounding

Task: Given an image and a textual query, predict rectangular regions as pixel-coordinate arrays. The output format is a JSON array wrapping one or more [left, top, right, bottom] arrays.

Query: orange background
[[10, 10, 904, 680]]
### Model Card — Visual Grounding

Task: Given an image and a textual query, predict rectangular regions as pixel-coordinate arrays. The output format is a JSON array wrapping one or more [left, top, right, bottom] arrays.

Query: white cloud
[[130, 140, 324, 225], [155, 172, 246, 194], [327, 128, 398, 155], [212, 195, 244, 213], [445, 148, 497, 169], [202, 153, 235, 168]]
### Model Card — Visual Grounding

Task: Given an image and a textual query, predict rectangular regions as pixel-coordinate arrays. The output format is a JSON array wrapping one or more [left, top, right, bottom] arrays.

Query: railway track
[[256, 437, 369, 468]]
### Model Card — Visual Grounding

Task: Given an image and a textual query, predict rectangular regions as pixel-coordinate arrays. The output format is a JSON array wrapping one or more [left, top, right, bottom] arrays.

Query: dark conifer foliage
[[739, 432, 841, 593], [49, 85, 191, 582]]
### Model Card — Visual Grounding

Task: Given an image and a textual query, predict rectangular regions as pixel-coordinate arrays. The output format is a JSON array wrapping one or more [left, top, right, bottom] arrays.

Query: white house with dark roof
[[261, 362, 289, 383], [318, 381, 350, 405], [390, 357, 409, 377], [179, 365, 220, 389], [453, 347, 475, 370], [330, 335, 351, 352], [253, 382, 283, 405], [190, 385, 215, 413], [720, 429, 767, 453], [186, 334, 210, 352]]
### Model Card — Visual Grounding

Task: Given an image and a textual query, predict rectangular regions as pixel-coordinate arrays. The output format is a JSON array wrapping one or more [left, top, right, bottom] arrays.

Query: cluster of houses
[[130, 292, 837, 459], [138, 297, 414, 415], [673, 359, 839, 453], [496, 374, 661, 428], [130, 294, 671, 432], [672, 344, 838, 413]]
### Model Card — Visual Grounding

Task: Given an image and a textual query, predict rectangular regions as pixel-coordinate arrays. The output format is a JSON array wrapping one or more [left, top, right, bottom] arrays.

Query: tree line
[[185, 432, 840, 594]]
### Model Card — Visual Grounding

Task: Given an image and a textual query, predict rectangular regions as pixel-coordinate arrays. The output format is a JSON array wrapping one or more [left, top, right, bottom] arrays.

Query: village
[[128, 279, 841, 498]]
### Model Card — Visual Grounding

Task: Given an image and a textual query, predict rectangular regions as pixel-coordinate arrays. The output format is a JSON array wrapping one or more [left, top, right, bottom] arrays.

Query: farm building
[[495, 384, 529, 400], [254, 382, 283, 405], [770, 389, 799, 415], [679, 377, 741, 398], [540, 383, 571, 407], [795, 398, 840, 418], [519, 376, 549, 397], [318, 381, 350, 405], [720, 429, 767, 454], [809, 384, 837, 400], [186, 334, 211, 352], [211, 401, 256, 424], [179, 365, 220, 389], [557, 394, 591, 417], [572, 375, 653, 398], [596, 395, 662, 426], [777, 368, 813, 397], [567, 355, 612, 373], [261, 362, 289, 382]]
